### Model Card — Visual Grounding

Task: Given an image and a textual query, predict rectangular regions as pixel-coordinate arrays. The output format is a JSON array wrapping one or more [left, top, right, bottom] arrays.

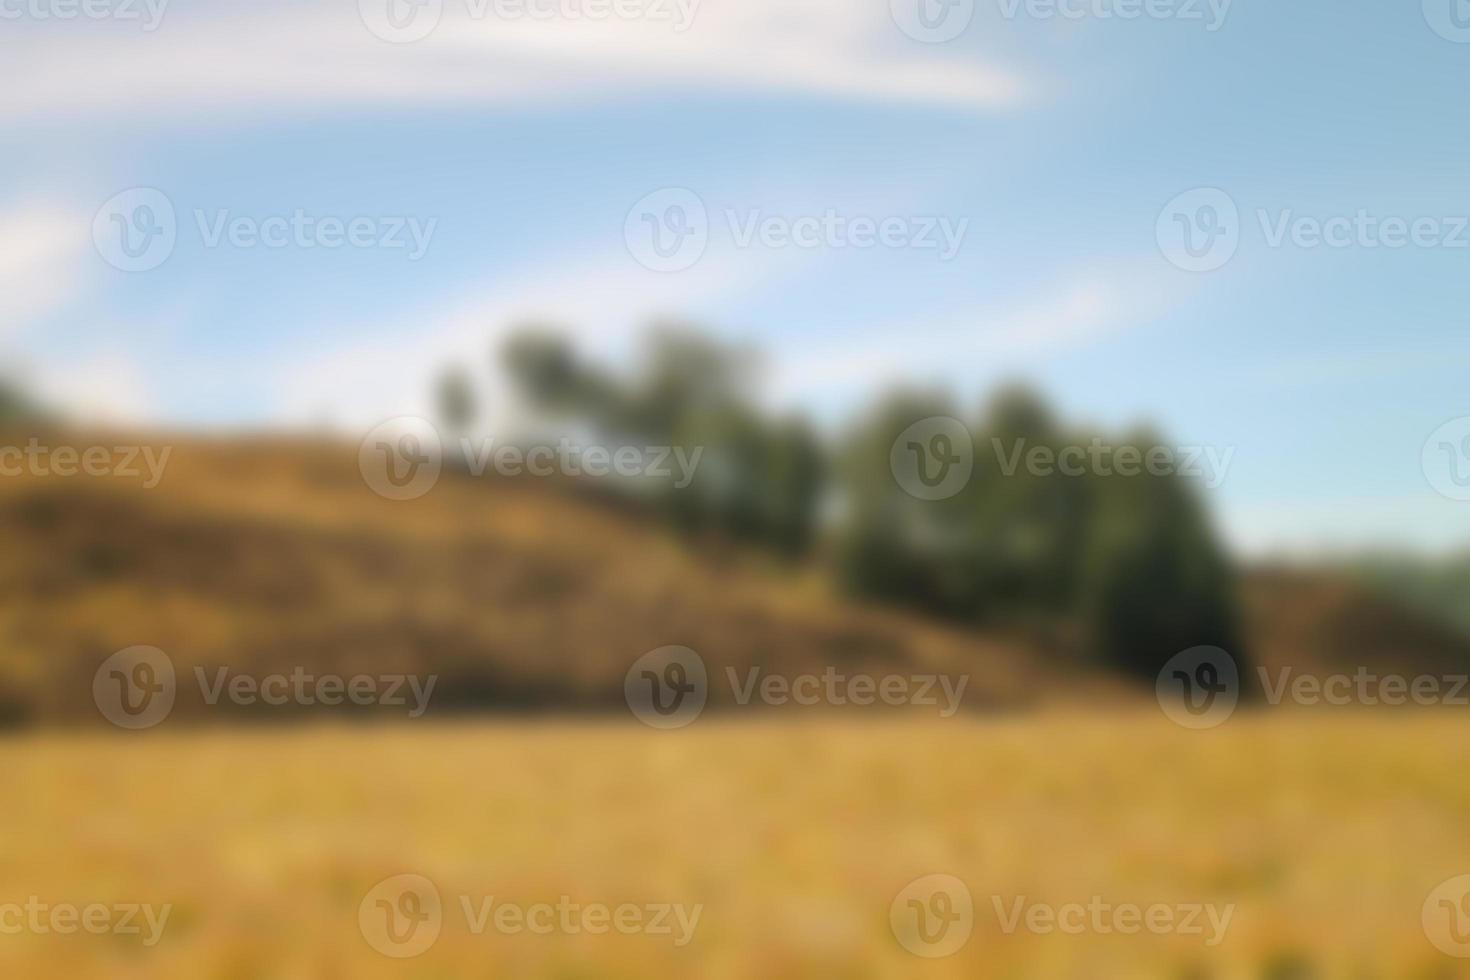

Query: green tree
[[435, 367, 477, 436], [836, 387, 1246, 676], [501, 325, 823, 558], [1078, 431, 1244, 680]]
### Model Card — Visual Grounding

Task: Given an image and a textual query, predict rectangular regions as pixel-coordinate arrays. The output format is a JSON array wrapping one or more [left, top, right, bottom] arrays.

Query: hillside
[[1242, 565, 1470, 685], [1, 431, 1463, 726], [0, 432, 1125, 726]]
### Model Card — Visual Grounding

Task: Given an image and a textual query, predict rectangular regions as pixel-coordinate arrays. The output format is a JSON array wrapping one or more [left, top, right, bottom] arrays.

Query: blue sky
[[2, 0, 1468, 554]]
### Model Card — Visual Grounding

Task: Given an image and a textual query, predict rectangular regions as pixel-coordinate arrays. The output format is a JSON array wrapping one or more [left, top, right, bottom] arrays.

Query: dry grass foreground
[[4, 713, 1470, 979]]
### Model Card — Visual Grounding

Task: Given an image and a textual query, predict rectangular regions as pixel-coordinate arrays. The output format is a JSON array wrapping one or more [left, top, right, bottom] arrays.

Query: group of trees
[[496, 327, 825, 556], [838, 387, 1241, 677], [443, 325, 1243, 680], [0, 378, 37, 425]]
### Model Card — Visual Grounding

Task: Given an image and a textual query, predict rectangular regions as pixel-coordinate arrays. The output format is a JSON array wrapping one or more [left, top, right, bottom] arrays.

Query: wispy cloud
[[32, 351, 160, 425], [772, 257, 1201, 402], [0, 0, 1033, 122], [0, 202, 89, 332]]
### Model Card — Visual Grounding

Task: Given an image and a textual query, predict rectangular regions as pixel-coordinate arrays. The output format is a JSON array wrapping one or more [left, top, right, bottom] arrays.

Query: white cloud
[[0, 0, 1032, 122], [31, 351, 159, 425], [772, 257, 1199, 403], [0, 203, 89, 332]]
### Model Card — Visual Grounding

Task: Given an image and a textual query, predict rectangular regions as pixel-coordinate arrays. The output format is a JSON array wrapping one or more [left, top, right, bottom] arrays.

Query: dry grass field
[[4, 713, 1470, 979]]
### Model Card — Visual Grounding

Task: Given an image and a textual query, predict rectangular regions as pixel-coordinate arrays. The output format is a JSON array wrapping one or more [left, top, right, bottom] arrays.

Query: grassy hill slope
[[1, 431, 1463, 725], [0, 433, 1116, 725]]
